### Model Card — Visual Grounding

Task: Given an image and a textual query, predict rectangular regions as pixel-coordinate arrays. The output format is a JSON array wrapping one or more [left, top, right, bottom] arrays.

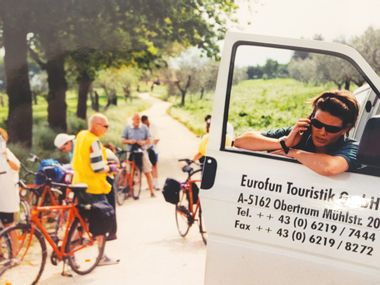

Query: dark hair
[[104, 143, 116, 153], [311, 90, 359, 129], [141, 115, 148, 122]]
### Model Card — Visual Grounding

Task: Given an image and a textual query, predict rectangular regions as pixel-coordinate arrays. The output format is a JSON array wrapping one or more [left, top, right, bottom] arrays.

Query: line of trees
[[245, 28, 380, 90], [0, 0, 237, 146]]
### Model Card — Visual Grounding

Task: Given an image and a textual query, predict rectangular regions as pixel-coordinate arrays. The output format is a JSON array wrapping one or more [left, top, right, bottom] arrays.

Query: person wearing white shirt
[[0, 128, 21, 228], [141, 115, 160, 190]]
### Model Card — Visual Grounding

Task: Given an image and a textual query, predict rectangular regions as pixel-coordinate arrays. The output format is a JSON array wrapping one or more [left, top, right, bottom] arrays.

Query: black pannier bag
[[187, 182, 199, 204], [88, 200, 115, 237], [162, 178, 181, 204], [129, 144, 143, 171]]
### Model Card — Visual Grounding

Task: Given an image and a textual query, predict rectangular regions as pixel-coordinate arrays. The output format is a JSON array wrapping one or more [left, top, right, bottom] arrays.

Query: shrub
[[67, 115, 87, 135]]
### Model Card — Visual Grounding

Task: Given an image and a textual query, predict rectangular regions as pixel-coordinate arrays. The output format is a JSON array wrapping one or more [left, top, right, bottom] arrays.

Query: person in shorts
[[141, 115, 160, 191], [121, 113, 155, 197]]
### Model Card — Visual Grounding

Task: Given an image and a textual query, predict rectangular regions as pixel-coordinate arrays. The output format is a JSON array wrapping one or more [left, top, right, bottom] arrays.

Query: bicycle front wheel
[[0, 223, 47, 285], [17, 198, 31, 223], [65, 218, 105, 275], [131, 168, 142, 200], [114, 169, 129, 205], [175, 191, 191, 237]]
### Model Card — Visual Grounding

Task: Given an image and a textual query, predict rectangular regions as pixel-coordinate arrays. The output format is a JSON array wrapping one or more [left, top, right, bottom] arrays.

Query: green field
[[164, 78, 335, 137]]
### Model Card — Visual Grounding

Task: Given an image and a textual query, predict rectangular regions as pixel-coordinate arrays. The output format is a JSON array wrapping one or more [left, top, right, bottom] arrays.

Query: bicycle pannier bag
[[89, 200, 115, 236], [128, 144, 143, 171], [162, 178, 181, 204], [186, 182, 200, 204]]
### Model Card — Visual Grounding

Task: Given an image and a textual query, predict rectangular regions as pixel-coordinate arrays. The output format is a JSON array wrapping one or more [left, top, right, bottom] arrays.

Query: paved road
[[38, 94, 206, 285]]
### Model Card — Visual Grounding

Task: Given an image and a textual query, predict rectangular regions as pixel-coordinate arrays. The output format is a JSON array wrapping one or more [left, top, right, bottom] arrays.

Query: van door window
[[225, 43, 380, 177]]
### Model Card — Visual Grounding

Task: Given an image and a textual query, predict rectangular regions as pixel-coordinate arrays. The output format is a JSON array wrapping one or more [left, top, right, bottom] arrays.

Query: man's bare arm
[[288, 149, 349, 176], [122, 138, 136, 145], [234, 131, 282, 151]]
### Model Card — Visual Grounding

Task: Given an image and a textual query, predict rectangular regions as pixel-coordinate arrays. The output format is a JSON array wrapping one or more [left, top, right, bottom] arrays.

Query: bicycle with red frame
[[163, 159, 207, 245], [113, 144, 144, 204], [0, 182, 106, 284]]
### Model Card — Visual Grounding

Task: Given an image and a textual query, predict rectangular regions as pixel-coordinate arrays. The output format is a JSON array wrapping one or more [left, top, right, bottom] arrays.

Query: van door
[[202, 32, 380, 285]]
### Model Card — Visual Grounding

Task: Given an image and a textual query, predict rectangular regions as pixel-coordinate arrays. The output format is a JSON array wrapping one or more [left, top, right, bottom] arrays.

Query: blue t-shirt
[[262, 127, 360, 171], [121, 124, 151, 152]]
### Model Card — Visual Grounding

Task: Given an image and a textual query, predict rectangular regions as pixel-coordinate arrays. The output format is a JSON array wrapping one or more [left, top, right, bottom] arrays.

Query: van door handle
[[201, 156, 217, 190]]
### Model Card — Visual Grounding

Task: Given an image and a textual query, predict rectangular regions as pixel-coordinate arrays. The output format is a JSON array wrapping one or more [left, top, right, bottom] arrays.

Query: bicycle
[[20, 158, 72, 209], [113, 145, 144, 204], [0, 183, 105, 284], [18, 164, 72, 238], [174, 159, 207, 245]]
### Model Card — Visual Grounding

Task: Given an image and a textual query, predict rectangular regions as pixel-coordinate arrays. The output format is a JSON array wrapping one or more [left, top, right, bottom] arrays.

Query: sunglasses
[[97, 123, 109, 129], [310, 118, 343, 133]]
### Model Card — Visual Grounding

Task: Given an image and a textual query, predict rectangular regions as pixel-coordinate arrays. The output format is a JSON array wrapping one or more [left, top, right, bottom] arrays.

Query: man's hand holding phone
[[284, 118, 310, 147]]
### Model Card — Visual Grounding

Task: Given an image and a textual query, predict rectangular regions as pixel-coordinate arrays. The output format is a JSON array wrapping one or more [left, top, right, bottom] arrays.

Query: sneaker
[[98, 255, 120, 266]]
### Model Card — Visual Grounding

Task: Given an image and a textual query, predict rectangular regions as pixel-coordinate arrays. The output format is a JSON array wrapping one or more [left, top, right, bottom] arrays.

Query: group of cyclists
[[0, 112, 161, 273], [0, 109, 216, 282]]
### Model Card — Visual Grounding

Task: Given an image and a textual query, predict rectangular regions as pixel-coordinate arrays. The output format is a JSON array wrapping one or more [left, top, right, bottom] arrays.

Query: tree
[[247, 65, 264, 79], [1, 0, 237, 145], [352, 27, 380, 74], [0, 1, 33, 146]]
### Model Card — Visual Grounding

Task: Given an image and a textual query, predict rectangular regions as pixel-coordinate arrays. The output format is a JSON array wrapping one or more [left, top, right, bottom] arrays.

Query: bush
[[33, 123, 57, 151], [67, 114, 87, 135]]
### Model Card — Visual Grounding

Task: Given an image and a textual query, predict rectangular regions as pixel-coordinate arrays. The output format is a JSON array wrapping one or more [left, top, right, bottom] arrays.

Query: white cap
[[54, 133, 75, 149]]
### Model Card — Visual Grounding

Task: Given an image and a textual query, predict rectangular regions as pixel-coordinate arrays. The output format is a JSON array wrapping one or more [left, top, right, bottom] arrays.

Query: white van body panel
[[202, 32, 380, 285]]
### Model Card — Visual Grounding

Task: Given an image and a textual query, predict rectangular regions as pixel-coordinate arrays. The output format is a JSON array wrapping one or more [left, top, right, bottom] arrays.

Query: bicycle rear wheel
[[175, 191, 191, 237], [131, 167, 142, 200], [198, 203, 208, 245], [114, 169, 129, 205], [65, 218, 105, 275], [0, 223, 47, 285]]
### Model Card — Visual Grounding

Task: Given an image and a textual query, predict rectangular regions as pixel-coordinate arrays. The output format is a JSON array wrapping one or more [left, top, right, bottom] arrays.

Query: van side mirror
[[357, 115, 380, 167]]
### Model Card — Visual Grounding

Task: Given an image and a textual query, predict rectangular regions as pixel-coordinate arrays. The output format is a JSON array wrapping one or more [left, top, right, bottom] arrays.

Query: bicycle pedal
[[50, 251, 60, 266], [49, 233, 60, 244]]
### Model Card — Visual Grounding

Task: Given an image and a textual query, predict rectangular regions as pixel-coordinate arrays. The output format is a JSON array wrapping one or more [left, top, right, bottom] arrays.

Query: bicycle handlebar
[[27, 153, 41, 163], [178, 159, 201, 167], [178, 158, 203, 177]]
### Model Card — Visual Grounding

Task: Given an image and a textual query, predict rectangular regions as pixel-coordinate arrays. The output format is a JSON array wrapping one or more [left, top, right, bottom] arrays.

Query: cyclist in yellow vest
[[72, 113, 120, 266], [193, 115, 233, 163]]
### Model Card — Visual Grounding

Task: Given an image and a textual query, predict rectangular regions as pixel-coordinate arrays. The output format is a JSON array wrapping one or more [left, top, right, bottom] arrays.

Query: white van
[[201, 32, 380, 285]]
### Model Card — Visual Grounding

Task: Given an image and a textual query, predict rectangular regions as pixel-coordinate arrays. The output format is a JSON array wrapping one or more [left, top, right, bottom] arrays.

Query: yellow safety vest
[[72, 130, 111, 195]]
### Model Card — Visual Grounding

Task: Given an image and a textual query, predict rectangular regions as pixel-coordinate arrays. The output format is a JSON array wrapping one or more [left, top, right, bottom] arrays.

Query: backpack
[[35, 159, 66, 185], [162, 178, 181, 204]]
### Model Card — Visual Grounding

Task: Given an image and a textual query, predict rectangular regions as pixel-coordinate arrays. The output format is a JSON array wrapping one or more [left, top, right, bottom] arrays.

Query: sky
[[230, 0, 380, 66], [235, 0, 380, 41]]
